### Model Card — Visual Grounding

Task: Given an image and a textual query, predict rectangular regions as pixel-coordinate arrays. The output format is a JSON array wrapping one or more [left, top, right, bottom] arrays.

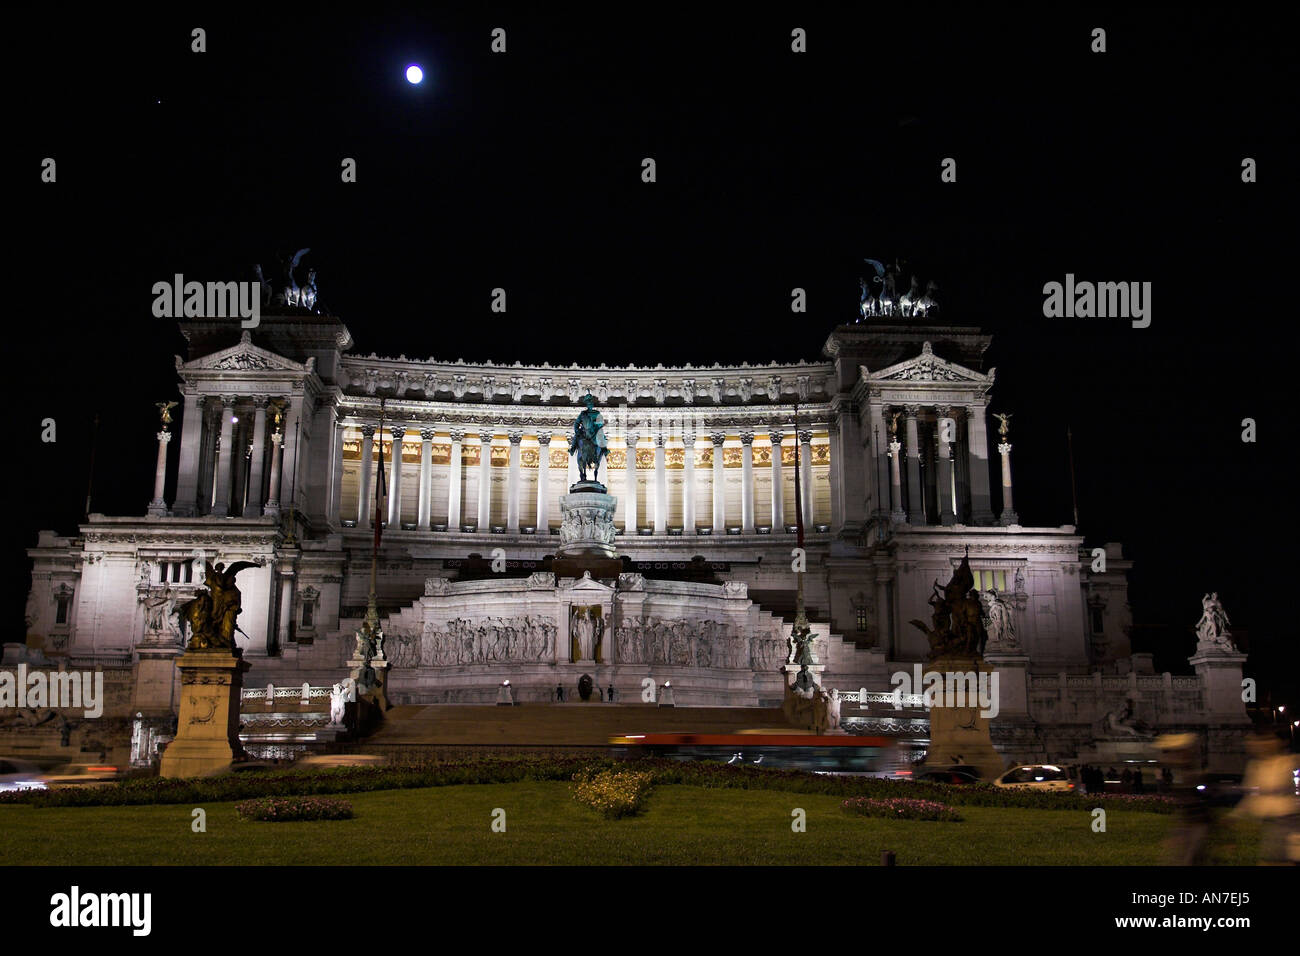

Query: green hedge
[[0, 755, 1174, 814], [236, 796, 354, 822]]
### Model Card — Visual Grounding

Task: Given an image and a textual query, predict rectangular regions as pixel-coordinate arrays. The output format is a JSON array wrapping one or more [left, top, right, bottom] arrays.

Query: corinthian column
[[768, 427, 785, 531], [937, 406, 956, 526], [653, 432, 667, 534], [355, 424, 374, 528], [966, 404, 994, 525], [624, 429, 639, 533], [211, 396, 236, 517], [507, 430, 523, 532], [536, 434, 552, 531], [477, 430, 493, 531], [386, 425, 406, 528], [682, 430, 696, 533], [998, 440, 1019, 526], [147, 425, 172, 517], [418, 427, 434, 529], [904, 405, 923, 525], [173, 390, 202, 516], [798, 429, 814, 528], [447, 428, 464, 529], [740, 430, 755, 534], [243, 397, 268, 517], [711, 431, 726, 531]]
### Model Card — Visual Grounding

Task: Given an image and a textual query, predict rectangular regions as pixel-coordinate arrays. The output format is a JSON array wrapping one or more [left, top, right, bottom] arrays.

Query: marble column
[[243, 397, 269, 517], [868, 404, 889, 521], [798, 429, 814, 528], [875, 573, 892, 656], [904, 405, 923, 525], [329, 419, 345, 526], [477, 430, 493, 530], [710, 431, 726, 531], [682, 431, 696, 533], [264, 421, 284, 518], [386, 425, 406, 529], [966, 405, 995, 525], [447, 429, 464, 529], [356, 425, 374, 528], [173, 391, 202, 516], [937, 406, 956, 526], [740, 430, 755, 534], [147, 427, 172, 516], [507, 429, 523, 532], [653, 432, 667, 534], [888, 438, 905, 523], [211, 396, 236, 517], [277, 568, 294, 651], [536, 434, 552, 531], [418, 427, 434, 529], [279, 393, 304, 515], [624, 430, 639, 533], [768, 427, 785, 531], [998, 440, 1019, 526]]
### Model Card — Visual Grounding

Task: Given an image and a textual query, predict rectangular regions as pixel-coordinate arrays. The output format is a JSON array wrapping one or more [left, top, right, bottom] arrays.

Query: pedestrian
[[1133, 766, 1144, 794], [608, 684, 615, 702], [1230, 728, 1300, 865], [556, 683, 564, 703]]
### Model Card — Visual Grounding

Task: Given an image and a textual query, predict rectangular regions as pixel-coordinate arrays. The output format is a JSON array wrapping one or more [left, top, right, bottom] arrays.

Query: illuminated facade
[[22, 307, 1248, 764]]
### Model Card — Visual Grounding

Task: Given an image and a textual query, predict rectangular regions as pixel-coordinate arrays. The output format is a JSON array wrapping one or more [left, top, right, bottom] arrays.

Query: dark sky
[[13, 8, 1294, 700]]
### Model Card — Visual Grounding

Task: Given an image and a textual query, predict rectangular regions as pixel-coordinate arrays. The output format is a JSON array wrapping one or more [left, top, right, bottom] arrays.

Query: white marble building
[[23, 307, 1248, 762]]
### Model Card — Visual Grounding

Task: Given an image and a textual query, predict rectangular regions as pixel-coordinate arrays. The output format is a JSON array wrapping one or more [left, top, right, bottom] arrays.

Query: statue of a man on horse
[[568, 393, 609, 485]]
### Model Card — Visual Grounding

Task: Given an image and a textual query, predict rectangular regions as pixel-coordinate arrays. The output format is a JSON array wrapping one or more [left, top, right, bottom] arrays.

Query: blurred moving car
[[914, 767, 982, 785], [200, 760, 280, 777], [40, 763, 119, 788], [0, 758, 48, 792], [296, 754, 388, 768], [994, 764, 1075, 791]]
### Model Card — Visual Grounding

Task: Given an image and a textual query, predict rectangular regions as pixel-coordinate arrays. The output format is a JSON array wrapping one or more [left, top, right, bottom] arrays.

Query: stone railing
[[240, 684, 331, 703]]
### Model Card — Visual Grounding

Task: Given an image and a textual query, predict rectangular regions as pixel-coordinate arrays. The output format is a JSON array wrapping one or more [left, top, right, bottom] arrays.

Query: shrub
[[571, 769, 655, 819], [236, 796, 354, 822], [842, 796, 962, 822]]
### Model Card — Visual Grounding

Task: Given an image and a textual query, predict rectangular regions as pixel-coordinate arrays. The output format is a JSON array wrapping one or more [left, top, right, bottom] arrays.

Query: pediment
[[565, 570, 614, 594], [178, 331, 312, 374], [865, 341, 991, 384]]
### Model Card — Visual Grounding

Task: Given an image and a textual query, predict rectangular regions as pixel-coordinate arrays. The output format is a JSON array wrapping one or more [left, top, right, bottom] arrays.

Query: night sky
[[13, 9, 1294, 702]]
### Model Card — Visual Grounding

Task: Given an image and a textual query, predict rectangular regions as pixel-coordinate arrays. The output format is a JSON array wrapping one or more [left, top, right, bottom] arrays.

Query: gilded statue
[[177, 560, 257, 650]]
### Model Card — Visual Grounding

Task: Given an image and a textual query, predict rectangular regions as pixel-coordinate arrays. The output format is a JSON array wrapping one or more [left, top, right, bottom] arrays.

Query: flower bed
[[0, 754, 1176, 814], [842, 796, 962, 822], [236, 796, 354, 822], [571, 769, 655, 819]]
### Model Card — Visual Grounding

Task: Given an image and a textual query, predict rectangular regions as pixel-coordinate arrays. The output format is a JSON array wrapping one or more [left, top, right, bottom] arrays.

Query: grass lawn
[[0, 782, 1259, 865]]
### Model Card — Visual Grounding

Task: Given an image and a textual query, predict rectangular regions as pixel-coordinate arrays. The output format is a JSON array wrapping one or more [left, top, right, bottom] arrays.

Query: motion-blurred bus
[[609, 732, 905, 775]]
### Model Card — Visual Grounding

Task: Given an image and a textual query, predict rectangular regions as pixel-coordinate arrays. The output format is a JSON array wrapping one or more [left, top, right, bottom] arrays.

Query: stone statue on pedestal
[[983, 588, 1020, 652], [909, 549, 988, 658], [1195, 592, 1235, 651]]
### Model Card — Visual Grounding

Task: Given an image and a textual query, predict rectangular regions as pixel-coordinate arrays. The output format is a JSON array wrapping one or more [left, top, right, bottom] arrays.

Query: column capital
[[251, 394, 269, 408], [710, 431, 726, 447], [389, 425, 407, 441], [420, 427, 436, 442], [903, 404, 921, 418], [625, 430, 640, 445], [797, 429, 813, 445], [998, 442, 1013, 455], [682, 431, 696, 445], [536, 433, 552, 446], [768, 428, 785, 445], [739, 430, 755, 446], [360, 424, 376, 439], [220, 394, 238, 408], [449, 427, 465, 443], [888, 439, 902, 455], [157, 430, 172, 444], [479, 430, 494, 445], [508, 430, 523, 444]]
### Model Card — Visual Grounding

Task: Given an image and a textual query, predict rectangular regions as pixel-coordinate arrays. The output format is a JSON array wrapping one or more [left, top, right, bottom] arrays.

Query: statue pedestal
[[1188, 648, 1250, 724], [158, 649, 250, 778], [920, 654, 1006, 781], [558, 487, 618, 559], [131, 642, 183, 717]]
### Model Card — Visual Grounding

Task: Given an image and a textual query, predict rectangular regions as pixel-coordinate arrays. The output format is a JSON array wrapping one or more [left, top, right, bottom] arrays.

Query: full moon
[[405, 65, 423, 84]]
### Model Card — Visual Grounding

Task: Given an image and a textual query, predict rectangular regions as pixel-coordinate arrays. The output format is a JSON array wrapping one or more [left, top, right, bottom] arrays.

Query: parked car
[[0, 758, 47, 792], [41, 763, 120, 788]]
